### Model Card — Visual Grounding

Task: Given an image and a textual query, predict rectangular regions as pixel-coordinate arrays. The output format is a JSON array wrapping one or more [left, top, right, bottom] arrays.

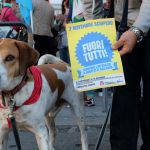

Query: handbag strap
[[107, 0, 114, 18], [0, 7, 10, 21], [118, 0, 128, 35], [108, 0, 128, 26]]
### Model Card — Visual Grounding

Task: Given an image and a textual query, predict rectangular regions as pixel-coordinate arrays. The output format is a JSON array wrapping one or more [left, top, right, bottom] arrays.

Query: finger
[[112, 39, 124, 50], [119, 46, 130, 56]]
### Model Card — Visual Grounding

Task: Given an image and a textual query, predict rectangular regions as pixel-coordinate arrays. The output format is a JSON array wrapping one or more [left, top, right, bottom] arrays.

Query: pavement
[[6, 91, 142, 150]]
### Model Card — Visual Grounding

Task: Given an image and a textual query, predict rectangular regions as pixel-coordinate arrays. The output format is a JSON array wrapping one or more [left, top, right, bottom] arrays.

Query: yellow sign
[[66, 18, 125, 92]]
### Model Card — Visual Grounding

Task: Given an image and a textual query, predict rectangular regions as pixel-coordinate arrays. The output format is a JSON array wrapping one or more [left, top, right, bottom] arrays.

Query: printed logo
[[76, 32, 113, 66]]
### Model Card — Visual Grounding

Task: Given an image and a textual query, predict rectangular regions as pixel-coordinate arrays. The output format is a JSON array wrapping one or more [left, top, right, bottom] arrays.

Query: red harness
[[0, 66, 42, 110]]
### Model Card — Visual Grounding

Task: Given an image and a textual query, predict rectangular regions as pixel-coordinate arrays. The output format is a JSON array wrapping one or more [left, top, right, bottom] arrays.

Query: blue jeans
[[59, 47, 70, 64]]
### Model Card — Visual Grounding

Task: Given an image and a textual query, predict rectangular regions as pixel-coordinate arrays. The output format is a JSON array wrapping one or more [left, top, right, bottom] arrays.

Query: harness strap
[[0, 7, 11, 21]]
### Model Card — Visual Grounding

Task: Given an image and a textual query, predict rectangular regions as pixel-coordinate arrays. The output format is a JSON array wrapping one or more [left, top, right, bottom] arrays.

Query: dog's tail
[[38, 54, 64, 65]]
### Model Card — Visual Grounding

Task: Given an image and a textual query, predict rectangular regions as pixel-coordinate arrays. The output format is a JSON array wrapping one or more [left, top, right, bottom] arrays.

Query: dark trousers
[[33, 34, 58, 56], [110, 31, 150, 150], [59, 47, 70, 64]]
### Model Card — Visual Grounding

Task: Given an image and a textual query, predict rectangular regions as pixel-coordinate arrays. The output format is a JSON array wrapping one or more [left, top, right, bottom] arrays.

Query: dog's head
[[0, 38, 39, 90]]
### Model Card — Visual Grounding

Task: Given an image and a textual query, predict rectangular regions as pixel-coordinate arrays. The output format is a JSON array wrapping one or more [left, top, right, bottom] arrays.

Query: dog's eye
[[5, 55, 15, 62]]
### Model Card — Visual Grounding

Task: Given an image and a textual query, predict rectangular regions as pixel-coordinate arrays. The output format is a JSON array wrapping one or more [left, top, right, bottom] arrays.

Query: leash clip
[[8, 95, 15, 117]]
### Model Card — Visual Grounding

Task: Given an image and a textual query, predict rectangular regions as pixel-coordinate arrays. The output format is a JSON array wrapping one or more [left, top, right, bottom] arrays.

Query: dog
[[0, 38, 88, 150]]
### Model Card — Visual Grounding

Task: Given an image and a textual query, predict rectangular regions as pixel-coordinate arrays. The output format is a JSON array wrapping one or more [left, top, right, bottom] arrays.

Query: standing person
[[32, 0, 57, 56], [11, 0, 24, 22], [78, 0, 106, 106], [56, 0, 70, 64], [109, 0, 150, 150], [0, 0, 20, 31]]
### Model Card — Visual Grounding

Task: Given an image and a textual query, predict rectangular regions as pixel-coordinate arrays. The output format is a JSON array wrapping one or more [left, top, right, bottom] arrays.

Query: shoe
[[66, 104, 70, 108], [84, 97, 95, 107]]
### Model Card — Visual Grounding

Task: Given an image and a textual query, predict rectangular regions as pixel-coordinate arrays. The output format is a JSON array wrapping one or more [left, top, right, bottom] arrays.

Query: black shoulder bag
[[117, 0, 128, 39], [108, 0, 128, 39]]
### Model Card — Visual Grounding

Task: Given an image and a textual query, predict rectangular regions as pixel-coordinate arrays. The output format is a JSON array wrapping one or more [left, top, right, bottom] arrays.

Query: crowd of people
[[0, 0, 150, 150]]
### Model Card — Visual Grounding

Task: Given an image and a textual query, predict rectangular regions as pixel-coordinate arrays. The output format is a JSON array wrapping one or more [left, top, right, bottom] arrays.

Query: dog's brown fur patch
[[57, 79, 65, 99], [48, 63, 68, 72], [38, 65, 58, 92]]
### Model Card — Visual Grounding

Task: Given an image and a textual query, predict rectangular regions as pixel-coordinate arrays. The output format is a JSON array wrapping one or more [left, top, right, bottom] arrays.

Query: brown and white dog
[[0, 38, 88, 150]]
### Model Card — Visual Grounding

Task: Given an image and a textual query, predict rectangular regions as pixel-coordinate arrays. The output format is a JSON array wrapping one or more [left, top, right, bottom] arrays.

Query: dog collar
[[15, 66, 42, 110], [1, 71, 28, 107], [0, 66, 42, 111], [2, 72, 28, 97]]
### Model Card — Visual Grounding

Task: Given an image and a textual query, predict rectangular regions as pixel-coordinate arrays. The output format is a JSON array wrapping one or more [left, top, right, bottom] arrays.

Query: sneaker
[[66, 104, 71, 108], [84, 98, 95, 107]]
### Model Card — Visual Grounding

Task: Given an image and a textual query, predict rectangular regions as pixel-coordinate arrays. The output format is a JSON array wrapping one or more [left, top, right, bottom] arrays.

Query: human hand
[[56, 14, 66, 21], [112, 31, 137, 56]]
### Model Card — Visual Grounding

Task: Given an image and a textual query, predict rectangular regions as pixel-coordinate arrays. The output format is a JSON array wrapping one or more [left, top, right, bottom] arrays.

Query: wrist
[[128, 26, 144, 43]]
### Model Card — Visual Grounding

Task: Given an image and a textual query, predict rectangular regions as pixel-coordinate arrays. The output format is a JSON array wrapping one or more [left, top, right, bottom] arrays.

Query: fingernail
[[111, 45, 115, 49]]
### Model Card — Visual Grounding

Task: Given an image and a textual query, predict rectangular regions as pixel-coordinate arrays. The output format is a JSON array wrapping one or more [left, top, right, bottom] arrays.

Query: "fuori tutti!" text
[[82, 40, 108, 62]]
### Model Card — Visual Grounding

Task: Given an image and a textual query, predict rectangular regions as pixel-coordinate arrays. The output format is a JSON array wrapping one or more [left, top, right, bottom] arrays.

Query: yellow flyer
[[66, 18, 125, 92]]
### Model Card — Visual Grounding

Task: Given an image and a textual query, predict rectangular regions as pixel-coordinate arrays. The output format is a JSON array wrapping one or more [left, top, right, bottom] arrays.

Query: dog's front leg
[[0, 124, 9, 150], [32, 122, 54, 150]]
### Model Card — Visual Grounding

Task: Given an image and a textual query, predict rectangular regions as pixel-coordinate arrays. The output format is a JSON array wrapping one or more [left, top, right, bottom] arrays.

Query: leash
[[8, 97, 22, 150], [1, 72, 27, 150], [94, 105, 111, 150], [0, 66, 42, 150]]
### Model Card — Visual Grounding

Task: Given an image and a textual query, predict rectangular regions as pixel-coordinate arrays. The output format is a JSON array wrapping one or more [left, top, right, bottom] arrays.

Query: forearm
[[133, 0, 150, 35]]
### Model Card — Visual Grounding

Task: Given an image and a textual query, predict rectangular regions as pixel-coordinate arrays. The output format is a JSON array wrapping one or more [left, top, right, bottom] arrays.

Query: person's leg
[[59, 47, 67, 61], [84, 90, 95, 107], [48, 37, 58, 56], [34, 34, 41, 52], [140, 33, 150, 150], [33, 34, 47, 56], [34, 35, 57, 56], [66, 47, 70, 64], [59, 47, 70, 64], [42, 36, 57, 56], [110, 43, 143, 150]]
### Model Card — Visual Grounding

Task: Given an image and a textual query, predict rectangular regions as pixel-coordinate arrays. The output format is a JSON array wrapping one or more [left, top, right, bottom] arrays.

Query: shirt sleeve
[[133, 0, 150, 35]]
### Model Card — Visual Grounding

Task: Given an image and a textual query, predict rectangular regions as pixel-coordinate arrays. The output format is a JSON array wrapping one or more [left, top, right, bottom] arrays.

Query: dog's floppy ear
[[15, 40, 40, 74]]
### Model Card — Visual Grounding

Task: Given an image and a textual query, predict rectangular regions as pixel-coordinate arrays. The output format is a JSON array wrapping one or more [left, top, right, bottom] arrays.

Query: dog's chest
[[0, 108, 9, 123]]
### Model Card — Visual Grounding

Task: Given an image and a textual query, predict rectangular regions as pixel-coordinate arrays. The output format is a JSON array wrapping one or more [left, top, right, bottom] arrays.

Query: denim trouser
[[59, 47, 70, 64], [110, 32, 150, 150]]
